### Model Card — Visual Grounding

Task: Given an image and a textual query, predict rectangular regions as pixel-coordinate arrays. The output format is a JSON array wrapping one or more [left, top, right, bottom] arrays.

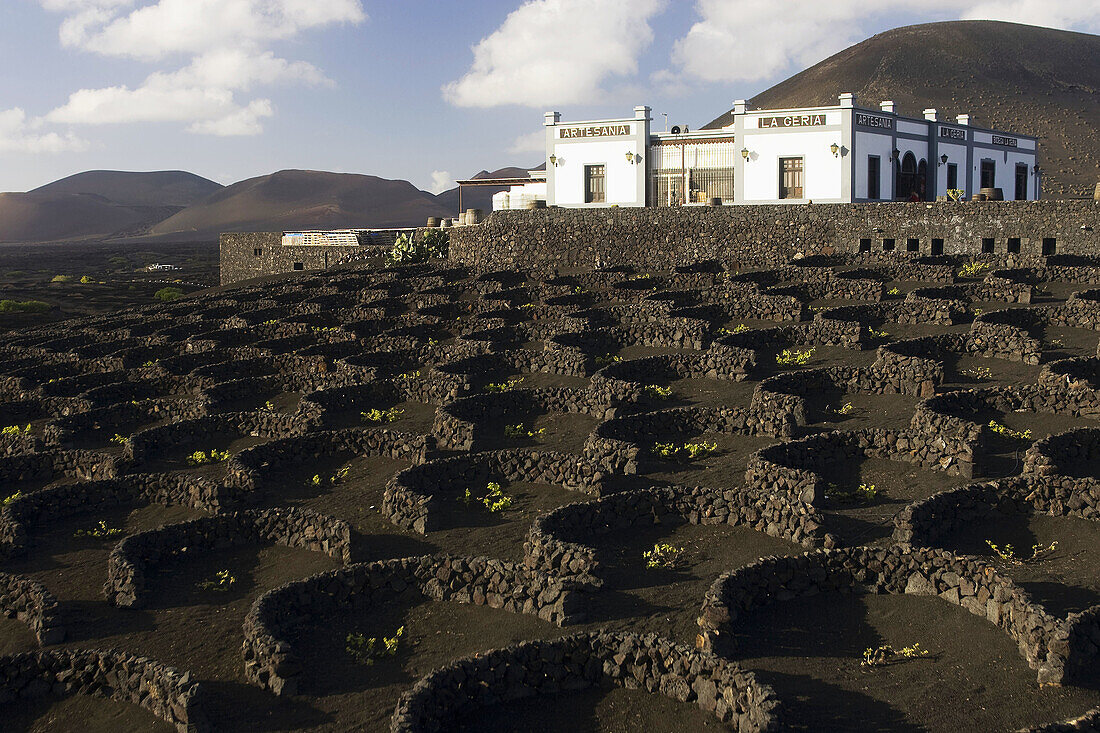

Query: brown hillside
[[149, 170, 454, 239], [703, 21, 1100, 197], [0, 192, 169, 244], [31, 170, 223, 208]]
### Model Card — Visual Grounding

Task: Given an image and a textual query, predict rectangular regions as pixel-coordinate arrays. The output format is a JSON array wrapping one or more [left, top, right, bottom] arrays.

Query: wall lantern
[[1033, 164, 1041, 176], [830, 143, 839, 157], [940, 154, 949, 166], [549, 154, 557, 166], [625, 151, 636, 164], [740, 148, 750, 161], [890, 148, 900, 162]]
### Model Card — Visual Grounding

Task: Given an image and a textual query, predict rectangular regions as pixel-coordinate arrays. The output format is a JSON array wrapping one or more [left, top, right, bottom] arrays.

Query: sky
[[1, 0, 1098, 194]]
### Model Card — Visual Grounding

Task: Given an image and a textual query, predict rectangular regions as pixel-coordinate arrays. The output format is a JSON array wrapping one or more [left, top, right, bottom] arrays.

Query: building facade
[[534, 93, 1039, 208]]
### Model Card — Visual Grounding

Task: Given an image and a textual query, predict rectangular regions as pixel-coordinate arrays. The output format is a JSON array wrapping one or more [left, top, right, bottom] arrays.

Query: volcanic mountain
[[147, 170, 455, 239], [704, 20, 1100, 197], [0, 170, 223, 244]]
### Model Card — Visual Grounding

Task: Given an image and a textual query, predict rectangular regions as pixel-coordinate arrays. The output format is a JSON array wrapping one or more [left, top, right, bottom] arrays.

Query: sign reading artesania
[[991, 135, 1018, 147], [855, 113, 893, 129], [940, 127, 966, 140], [559, 124, 631, 139], [757, 114, 827, 128]]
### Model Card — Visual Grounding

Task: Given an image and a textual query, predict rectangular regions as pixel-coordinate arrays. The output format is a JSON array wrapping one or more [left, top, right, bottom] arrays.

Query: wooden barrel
[[525, 200, 546, 209], [1093, 182, 1100, 201], [465, 208, 483, 225], [979, 187, 1003, 201], [426, 217, 440, 228]]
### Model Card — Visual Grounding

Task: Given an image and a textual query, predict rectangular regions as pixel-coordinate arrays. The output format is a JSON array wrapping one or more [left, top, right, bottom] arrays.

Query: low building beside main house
[[527, 93, 1039, 209]]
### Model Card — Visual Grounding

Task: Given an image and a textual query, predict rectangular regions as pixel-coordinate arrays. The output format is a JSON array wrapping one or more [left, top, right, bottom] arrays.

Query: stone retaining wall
[[390, 631, 782, 732], [104, 508, 351, 608], [0, 649, 208, 732], [241, 554, 584, 696]]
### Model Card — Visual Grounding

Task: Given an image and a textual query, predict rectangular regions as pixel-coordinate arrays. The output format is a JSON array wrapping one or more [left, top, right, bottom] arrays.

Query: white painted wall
[[741, 128, 844, 202], [551, 139, 643, 206], [854, 130, 894, 200], [935, 141, 968, 196]]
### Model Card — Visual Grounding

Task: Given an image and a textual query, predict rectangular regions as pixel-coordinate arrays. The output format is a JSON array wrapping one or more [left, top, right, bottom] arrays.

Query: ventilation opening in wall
[[931, 239, 944, 256], [859, 238, 872, 253], [253, 248, 262, 257], [882, 238, 895, 252], [1007, 237, 1021, 254], [906, 238, 919, 253], [1042, 238, 1057, 256], [981, 238, 995, 254], [293, 262, 304, 271]]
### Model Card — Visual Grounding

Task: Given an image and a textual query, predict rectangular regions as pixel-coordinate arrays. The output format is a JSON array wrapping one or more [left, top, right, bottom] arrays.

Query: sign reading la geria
[[758, 114, 827, 128], [559, 124, 632, 139]]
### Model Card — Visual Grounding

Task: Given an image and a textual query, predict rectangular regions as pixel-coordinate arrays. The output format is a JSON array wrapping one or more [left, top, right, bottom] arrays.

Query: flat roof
[[454, 176, 545, 186]]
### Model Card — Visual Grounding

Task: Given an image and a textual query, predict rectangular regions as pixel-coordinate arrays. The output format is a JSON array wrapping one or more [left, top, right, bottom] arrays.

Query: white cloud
[[429, 170, 453, 194], [34, 0, 363, 137], [45, 49, 323, 134], [668, 0, 1100, 85], [508, 131, 545, 155], [187, 99, 273, 136], [52, 0, 366, 61], [0, 108, 88, 154], [443, 0, 668, 108], [962, 0, 1100, 30]]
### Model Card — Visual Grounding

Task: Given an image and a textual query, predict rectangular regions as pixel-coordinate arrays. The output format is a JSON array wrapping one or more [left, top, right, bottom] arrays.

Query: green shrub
[[862, 643, 930, 667], [644, 543, 685, 569], [776, 348, 814, 366], [387, 230, 449, 265], [50, 275, 72, 283], [464, 482, 513, 512], [187, 449, 230, 465], [653, 441, 718, 461], [1, 424, 31, 436], [0, 300, 51, 314], [361, 407, 404, 423], [74, 520, 122, 538], [198, 569, 236, 591], [80, 275, 93, 284], [154, 287, 184, 302], [346, 626, 404, 664], [504, 423, 544, 439], [2, 491, 24, 507]]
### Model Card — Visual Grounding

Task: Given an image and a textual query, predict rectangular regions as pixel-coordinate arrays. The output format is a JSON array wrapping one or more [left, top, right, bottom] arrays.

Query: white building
[[519, 93, 1039, 209]]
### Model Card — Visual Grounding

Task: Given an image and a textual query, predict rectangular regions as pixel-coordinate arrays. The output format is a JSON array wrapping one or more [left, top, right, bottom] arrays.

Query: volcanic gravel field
[[4, 254, 1100, 731]]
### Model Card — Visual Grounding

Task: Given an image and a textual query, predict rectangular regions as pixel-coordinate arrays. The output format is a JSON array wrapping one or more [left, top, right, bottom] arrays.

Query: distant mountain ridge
[[704, 20, 1100, 197], [147, 169, 455, 240], [31, 170, 223, 207]]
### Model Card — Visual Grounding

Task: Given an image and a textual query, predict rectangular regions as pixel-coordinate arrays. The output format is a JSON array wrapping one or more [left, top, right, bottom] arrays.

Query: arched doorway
[[896, 152, 917, 200], [917, 159, 928, 201]]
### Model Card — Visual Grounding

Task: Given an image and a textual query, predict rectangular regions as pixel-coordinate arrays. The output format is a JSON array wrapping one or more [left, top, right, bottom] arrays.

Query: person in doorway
[[907, 190, 920, 202]]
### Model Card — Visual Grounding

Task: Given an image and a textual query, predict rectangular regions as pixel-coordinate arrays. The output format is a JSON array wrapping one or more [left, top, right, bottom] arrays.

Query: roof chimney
[[544, 111, 560, 126], [923, 108, 938, 121], [732, 99, 749, 114], [839, 92, 855, 108], [956, 114, 970, 126], [880, 101, 895, 113], [634, 105, 651, 120]]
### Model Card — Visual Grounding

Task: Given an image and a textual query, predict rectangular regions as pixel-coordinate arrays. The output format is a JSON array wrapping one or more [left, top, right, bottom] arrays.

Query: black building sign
[[559, 124, 631, 139], [758, 114, 827, 128], [940, 127, 966, 140], [991, 135, 1018, 147], [855, 113, 893, 129]]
